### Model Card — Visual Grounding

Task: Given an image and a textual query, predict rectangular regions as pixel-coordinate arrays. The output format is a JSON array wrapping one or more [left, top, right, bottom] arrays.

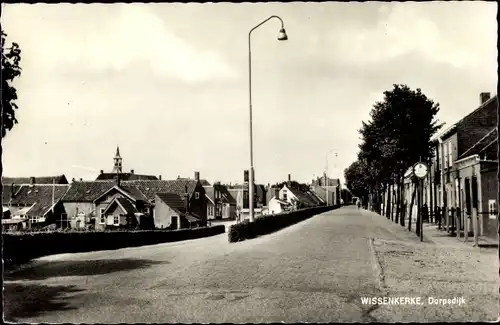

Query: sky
[[1, 2, 498, 185]]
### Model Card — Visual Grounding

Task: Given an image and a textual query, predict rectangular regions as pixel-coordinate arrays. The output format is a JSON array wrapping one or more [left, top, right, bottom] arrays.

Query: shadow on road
[[3, 283, 83, 322], [4, 258, 167, 281]]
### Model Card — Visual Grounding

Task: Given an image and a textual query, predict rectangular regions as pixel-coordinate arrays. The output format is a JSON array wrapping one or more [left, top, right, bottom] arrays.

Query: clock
[[413, 162, 428, 179]]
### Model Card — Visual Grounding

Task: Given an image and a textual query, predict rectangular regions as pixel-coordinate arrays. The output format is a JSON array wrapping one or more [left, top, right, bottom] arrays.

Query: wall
[[189, 183, 207, 225], [62, 202, 95, 229], [268, 198, 285, 215], [153, 196, 180, 229], [480, 167, 498, 239]]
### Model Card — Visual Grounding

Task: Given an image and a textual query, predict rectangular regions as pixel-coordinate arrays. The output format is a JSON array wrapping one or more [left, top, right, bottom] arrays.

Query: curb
[[368, 237, 387, 293]]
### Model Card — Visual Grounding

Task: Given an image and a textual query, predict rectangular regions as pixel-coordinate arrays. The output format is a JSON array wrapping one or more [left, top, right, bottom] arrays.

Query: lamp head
[[277, 28, 288, 41]]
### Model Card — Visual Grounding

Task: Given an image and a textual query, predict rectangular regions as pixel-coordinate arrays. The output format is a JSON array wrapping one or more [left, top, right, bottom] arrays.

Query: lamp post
[[325, 149, 337, 206], [248, 15, 288, 222]]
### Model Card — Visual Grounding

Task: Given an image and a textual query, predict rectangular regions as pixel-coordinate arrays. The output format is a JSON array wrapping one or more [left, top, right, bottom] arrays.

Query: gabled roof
[[92, 184, 149, 203], [95, 173, 158, 181], [62, 181, 116, 202], [155, 192, 186, 212], [104, 197, 138, 215], [200, 179, 211, 186], [123, 179, 199, 201], [284, 185, 318, 206], [2, 175, 69, 185], [8, 184, 70, 217]]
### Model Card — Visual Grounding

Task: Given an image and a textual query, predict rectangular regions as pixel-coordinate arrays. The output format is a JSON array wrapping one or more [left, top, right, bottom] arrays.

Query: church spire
[[112, 145, 123, 174]]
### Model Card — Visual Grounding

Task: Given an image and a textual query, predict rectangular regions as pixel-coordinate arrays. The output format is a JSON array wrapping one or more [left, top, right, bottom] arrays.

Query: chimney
[[480, 92, 491, 105], [130, 169, 134, 174], [30, 177, 35, 185], [288, 174, 291, 182], [80, 178, 83, 181], [72, 177, 76, 183], [194, 171, 200, 181], [100, 170, 104, 174], [158, 175, 162, 180], [244, 170, 249, 183]]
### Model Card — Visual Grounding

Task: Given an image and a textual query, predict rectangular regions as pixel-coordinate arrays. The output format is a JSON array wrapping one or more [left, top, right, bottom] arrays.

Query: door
[[171, 216, 178, 230]]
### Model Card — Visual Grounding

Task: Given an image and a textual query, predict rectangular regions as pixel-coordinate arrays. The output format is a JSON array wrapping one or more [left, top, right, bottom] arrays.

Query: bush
[[3, 225, 225, 265], [228, 205, 339, 243]]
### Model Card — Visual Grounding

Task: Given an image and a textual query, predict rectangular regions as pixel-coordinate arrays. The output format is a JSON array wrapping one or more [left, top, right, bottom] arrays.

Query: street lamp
[[325, 149, 337, 206], [248, 15, 288, 222]]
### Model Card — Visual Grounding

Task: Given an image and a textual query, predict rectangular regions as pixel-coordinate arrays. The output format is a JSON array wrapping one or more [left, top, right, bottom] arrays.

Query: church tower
[[112, 146, 123, 174]]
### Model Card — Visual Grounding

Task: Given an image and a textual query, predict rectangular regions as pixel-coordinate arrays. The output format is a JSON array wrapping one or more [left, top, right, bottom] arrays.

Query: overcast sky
[[1, 2, 497, 185]]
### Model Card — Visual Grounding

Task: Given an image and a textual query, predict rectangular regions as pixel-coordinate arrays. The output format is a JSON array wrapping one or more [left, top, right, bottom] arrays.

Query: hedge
[[228, 205, 340, 243], [3, 225, 225, 265]]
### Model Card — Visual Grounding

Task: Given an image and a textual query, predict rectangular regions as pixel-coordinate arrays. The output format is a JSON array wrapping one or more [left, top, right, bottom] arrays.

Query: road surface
[[4, 206, 497, 323]]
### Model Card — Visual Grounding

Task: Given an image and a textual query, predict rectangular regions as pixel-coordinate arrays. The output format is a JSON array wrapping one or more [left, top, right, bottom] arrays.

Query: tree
[[1, 31, 22, 212], [1, 31, 22, 138], [348, 84, 443, 228]]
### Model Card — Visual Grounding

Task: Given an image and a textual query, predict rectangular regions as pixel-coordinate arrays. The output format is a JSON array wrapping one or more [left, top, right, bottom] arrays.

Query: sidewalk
[[421, 222, 498, 249]]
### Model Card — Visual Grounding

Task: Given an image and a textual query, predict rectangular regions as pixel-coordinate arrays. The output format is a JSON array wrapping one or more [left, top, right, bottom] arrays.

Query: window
[[448, 142, 453, 168], [437, 148, 441, 170], [489, 200, 497, 219], [195, 192, 200, 199], [283, 190, 287, 200], [113, 215, 120, 225], [99, 208, 106, 224], [443, 143, 448, 168]]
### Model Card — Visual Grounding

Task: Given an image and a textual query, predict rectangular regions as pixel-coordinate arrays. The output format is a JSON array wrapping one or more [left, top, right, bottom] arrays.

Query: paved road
[[4, 206, 497, 323]]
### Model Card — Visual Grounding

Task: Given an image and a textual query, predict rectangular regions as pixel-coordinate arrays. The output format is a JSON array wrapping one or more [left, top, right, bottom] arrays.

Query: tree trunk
[[399, 176, 405, 226], [395, 175, 402, 224], [385, 184, 391, 219], [408, 182, 417, 232]]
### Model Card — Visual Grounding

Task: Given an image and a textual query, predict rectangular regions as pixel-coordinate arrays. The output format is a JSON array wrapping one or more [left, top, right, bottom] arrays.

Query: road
[[4, 206, 497, 323]]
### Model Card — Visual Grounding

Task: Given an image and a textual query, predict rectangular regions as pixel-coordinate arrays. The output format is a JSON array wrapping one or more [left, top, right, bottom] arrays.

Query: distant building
[[95, 146, 159, 181], [2, 175, 69, 185]]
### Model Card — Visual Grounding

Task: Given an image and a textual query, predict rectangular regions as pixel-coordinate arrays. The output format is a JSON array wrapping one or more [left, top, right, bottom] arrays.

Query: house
[[280, 183, 322, 210], [123, 171, 207, 227], [61, 180, 117, 229], [420, 92, 498, 240], [93, 184, 153, 230], [204, 182, 237, 220], [263, 187, 290, 215], [95, 146, 159, 181], [2, 183, 70, 230], [154, 193, 202, 229], [2, 175, 69, 185], [309, 185, 334, 206], [311, 173, 341, 205]]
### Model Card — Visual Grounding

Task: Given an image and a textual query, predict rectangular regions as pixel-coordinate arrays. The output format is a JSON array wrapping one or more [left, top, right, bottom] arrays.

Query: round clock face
[[414, 163, 428, 179]]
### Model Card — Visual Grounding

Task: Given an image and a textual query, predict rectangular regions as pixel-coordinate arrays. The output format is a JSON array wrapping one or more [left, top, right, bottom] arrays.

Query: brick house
[[425, 92, 498, 240]]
